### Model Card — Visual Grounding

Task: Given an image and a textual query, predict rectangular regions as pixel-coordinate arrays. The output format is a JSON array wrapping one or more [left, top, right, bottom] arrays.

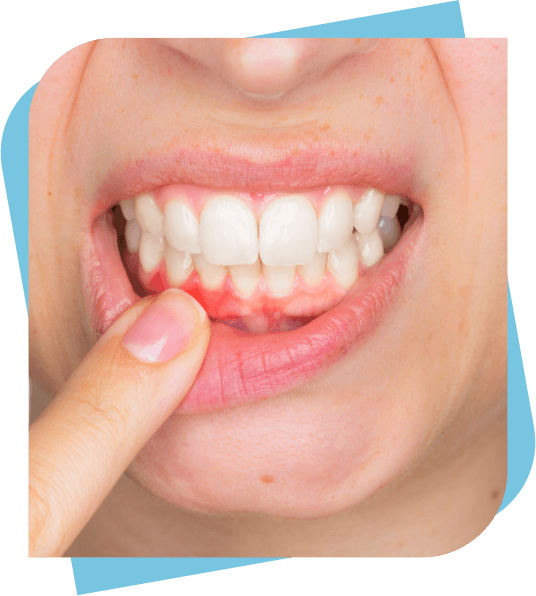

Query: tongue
[[218, 314, 315, 333]]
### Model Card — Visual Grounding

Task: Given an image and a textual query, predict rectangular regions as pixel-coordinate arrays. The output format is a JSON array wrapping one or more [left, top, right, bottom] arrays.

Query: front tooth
[[262, 264, 296, 296], [139, 232, 165, 273], [200, 196, 258, 266], [298, 252, 327, 288], [229, 259, 261, 297], [192, 253, 227, 290], [135, 194, 164, 236], [165, 245, 193, 287], [327, 236, 359, 289], [317, 191, 354, 252], [259, 196, 318, 266], [164, 200, 201, 254], [381, 194, 401, 218], [120, 199, 135, 221], [125, 219, 141, 252], [357, 229, 384, 267], [353, 189, 385, 236]]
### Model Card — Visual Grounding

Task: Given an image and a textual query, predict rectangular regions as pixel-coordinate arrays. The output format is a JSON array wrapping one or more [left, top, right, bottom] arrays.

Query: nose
[[162, 38, 379, 97]]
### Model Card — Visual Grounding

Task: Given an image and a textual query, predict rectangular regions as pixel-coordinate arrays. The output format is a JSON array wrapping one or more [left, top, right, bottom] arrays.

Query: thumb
[[29, 288, 210, 557]]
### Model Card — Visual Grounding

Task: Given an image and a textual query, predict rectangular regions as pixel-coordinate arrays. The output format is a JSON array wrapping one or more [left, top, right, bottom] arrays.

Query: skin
[[29, 38, 507, 556]]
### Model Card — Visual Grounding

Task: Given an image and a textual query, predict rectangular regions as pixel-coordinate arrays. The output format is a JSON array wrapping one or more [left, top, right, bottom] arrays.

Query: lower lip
[[85, 213, 421, 415]]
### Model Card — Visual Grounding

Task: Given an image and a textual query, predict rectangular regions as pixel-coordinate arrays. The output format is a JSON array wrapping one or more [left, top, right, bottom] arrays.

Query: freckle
[[396, 540, 404, 548], [260, 475, 275, 484], [389, 76, 395, 83], [491, 489, 500, 500], [320, 123, 330, 131], [375, 97, 384, 106]]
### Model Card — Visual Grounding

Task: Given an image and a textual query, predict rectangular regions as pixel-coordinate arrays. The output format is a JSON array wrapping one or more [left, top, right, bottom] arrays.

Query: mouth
[[83, 148, 424, 414]]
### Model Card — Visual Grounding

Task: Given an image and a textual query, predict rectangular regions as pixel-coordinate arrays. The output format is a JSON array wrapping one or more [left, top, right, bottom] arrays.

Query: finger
[[29, 289, 210, 556]]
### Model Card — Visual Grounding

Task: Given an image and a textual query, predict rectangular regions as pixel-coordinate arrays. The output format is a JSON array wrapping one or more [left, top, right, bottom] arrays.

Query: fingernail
[[123, 289, 206, 363]]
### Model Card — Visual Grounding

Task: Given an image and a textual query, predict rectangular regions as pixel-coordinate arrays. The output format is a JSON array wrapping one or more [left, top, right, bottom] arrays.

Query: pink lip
[[84, 145, 424, 414], [92, 143, 419, 218]]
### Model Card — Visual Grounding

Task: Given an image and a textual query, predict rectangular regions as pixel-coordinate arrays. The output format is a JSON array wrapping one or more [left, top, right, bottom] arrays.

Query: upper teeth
[[119, 187, 405, 294]]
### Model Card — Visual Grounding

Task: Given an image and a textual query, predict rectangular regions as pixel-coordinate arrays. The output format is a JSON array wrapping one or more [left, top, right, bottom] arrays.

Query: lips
[[83, 146, 424, 414]]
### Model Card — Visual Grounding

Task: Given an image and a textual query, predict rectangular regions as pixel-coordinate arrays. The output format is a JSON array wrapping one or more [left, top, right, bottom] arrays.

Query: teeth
[[165, 245, 194, 287], [298, 252, 327, 288], [377, 216, 401, 252], [125, 219, 141, 252], [353, 189, 385, 236], [139, 232, 165, 273], [317, 191, 354, 253], [262, 264, 296, 296], [192, 253, 227, 290], [327, 236, 359, 289], [164, 200, 201, 254], [120, 199, 136, 221], [381, 195, 401, 219], [259, 196, 318, 267], [229, 259, 261, 297], [125, 186, 405, 293], [357, 229, 384, 267], [135, 194, 164, 236], [200, 196, 258, 266]]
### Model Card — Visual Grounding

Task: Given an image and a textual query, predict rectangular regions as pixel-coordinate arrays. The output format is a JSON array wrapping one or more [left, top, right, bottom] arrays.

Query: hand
[[29, 289, 210, 556]]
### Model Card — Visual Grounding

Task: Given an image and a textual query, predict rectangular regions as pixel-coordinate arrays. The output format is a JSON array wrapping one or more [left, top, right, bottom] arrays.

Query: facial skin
[[29, 39, 507, 556]]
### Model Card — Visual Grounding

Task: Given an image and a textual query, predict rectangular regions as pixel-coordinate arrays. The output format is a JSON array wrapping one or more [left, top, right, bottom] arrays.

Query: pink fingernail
[[123, 290, 205, 363]]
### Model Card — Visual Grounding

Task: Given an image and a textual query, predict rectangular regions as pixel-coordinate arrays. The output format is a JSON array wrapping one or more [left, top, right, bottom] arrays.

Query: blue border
[[6, 2, 532, 593]]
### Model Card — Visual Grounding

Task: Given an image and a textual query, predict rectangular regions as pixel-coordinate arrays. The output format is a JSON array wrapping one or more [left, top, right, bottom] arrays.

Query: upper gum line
[[120, 183, 405, 223]]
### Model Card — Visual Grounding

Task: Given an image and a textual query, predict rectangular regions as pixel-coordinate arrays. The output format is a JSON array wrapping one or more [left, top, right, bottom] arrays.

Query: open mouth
[[84, 152, 423, 414]]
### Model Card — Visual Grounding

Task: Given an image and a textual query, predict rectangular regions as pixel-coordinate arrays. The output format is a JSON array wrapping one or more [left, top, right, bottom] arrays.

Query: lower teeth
[[112, 200, 421, 322]]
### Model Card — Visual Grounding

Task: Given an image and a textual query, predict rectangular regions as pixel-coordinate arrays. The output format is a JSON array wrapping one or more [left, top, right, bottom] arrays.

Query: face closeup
[[29, 39, 507, 523]]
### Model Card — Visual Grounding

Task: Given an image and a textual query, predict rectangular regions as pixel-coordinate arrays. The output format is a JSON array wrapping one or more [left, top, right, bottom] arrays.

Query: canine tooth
[[298, 252, 327, 288], [125, 219, 141, 252], [378, 216, 401, 252], [164, 201, 201, 254], [139, 232, 165, 273], [381, 194, 401, 219], [192, 253, 227, 290], [165, 245, 194, 287], [327, 237, 359, 289], [135, 194, 164, 236], [259, 196, 318, 266], [120, 199, 135, 221], [353, 189, 385, 236], [200, 196, 258, 266], [229, 259, 261, 297], [262, 264, 296, 296], [317, 191, 354, 252], [357, 229, 384, 267]]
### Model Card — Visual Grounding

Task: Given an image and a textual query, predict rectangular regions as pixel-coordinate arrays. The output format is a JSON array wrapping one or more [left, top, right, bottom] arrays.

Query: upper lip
[[92, 141, 420, 220]]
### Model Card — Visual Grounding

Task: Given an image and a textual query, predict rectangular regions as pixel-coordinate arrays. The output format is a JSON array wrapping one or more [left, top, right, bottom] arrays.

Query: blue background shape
[[3, 1, 532, 593]]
